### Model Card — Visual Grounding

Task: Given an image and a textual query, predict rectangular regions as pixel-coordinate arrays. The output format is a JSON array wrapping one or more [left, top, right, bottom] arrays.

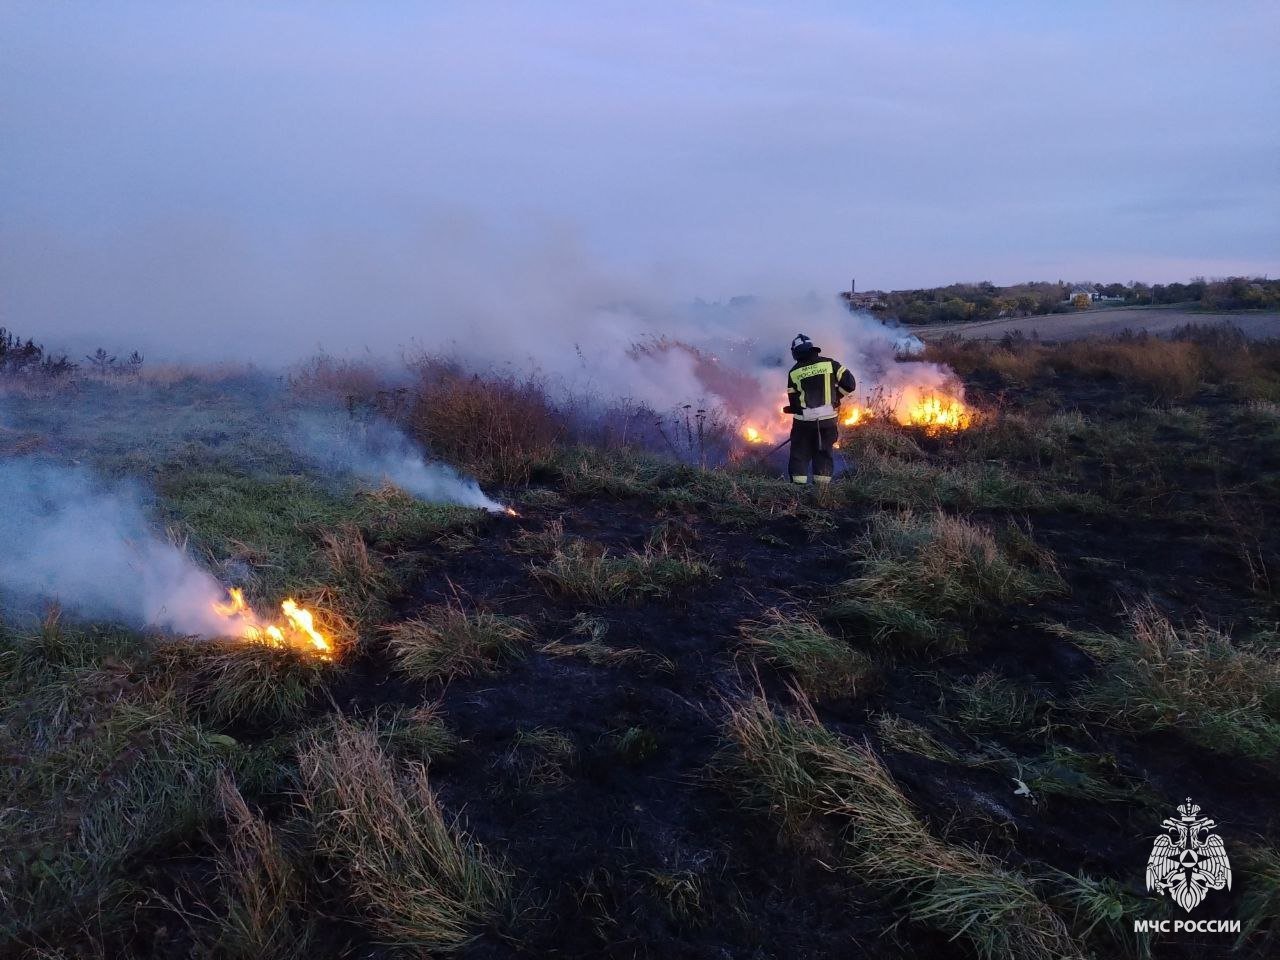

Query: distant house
[[841, 278, 886, 311]]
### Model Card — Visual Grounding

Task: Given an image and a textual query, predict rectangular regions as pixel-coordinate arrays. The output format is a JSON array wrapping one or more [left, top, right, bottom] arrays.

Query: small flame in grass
[[504, 506, 520, 517], [212, 588, 334, 660], [842, 404, 874, 427], [742, 425, 765, 444]]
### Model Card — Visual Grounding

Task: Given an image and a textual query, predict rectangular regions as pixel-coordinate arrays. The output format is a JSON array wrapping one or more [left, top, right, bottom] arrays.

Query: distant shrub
[[0, 326, 76, 378], [408, 357, 566, 485], [288, 351, 390, 409]]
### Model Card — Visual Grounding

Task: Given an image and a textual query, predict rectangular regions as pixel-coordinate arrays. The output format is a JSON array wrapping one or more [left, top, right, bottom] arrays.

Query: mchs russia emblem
[[1146, 798, 1232, 912]]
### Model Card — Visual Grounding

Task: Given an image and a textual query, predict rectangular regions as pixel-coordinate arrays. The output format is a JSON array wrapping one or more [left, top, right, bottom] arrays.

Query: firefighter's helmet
[[791, 333, 820, 361]]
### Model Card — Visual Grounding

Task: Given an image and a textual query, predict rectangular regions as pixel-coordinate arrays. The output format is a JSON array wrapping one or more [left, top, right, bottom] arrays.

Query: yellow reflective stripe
[[834, 364, 849, 397]]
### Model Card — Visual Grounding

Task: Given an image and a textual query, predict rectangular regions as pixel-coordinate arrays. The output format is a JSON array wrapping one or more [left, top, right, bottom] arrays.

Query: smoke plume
[[291, 413, 506, 511], [0, 458, 232, 635]]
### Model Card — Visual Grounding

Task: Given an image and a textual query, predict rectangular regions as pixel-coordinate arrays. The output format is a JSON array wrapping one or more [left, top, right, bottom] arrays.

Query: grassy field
[[2, 328, 1279, 959], [909, 306, 1280, 343]]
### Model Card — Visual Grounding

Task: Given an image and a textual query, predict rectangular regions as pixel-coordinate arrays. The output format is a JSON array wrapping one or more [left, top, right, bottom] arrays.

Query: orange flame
[[841, 404, 874, 427], [742, 425, 765, 443], [904, 394, 971, 431], [212, 588, 334, 660]]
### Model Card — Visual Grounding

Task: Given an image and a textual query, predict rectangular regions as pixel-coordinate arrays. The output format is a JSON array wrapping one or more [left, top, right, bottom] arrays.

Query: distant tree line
[[855, 277, 1280, 325], [0, 327, 143, 379]]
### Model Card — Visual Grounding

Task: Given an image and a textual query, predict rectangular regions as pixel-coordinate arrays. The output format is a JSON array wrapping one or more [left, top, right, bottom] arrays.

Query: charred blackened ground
[[2, 330, 1279, 959]]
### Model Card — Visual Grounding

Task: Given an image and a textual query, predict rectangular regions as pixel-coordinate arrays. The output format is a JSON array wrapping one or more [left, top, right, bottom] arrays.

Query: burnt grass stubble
[[12, 359, 1279, 959], [315, 388, 1277, 957]]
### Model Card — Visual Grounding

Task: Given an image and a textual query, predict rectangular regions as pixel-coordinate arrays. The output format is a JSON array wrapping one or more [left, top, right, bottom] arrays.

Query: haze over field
[[1, 1, 1277, 365]]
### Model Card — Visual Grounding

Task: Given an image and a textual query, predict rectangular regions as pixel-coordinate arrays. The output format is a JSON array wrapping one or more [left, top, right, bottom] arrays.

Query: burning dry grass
[[830, 510, 1063, 650], [739, 608, 876, 701], [298, 719, 509, 951], [385, 603, 532, 682], [722, 696, 1079, 960], [1064, 602, 1280, 763], [409, 362, 565, 485]]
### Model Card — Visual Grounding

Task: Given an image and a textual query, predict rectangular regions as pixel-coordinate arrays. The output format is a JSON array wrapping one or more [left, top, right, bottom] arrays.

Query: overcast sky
[[1, 1, 1277, 357]]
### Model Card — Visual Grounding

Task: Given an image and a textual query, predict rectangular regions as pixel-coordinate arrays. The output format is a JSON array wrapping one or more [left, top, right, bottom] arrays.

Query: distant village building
[[842, 277, 886, 310], [1063, 285, 1122, 304]]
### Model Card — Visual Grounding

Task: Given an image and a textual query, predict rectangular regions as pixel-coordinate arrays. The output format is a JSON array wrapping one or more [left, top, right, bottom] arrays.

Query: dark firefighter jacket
[[786, 354, 856, 420]]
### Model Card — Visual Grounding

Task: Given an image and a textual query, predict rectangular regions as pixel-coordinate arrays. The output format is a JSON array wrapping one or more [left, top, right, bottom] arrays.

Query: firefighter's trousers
[[789, 416, 838, 484]]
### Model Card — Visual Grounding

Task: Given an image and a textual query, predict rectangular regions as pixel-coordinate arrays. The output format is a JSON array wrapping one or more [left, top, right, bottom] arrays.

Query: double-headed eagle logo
[[1146, 798, 1232, 912]]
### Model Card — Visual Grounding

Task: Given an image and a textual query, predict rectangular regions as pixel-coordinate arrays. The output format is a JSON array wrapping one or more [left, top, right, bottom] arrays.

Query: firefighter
[[783, 333, 855, 485]]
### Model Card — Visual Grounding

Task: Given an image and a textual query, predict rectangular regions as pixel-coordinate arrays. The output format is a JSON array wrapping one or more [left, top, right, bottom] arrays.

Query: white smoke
[[291, 413, 506, 511], [0, 459, 235, 636]]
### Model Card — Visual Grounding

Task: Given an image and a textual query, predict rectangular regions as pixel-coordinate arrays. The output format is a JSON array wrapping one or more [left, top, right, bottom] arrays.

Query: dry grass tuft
[[155, 639, 330, 726], [723, 696, 1080, 959], [1069, 602, 1280, 762], [385, 603, 532, 682], [740, 608, 876, 700], [531, 535, 714, 605], [830, 510, 1062, 650], [204, 775, 315, 960], [298, 719, 509, 951]]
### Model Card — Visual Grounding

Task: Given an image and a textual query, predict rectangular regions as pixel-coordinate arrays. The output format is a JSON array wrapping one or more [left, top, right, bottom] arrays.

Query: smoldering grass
[[298, 719, 509, 950], [385, 604, 532, 682], [720, 695, 1079, 960], [739, 608, 876, 701]]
